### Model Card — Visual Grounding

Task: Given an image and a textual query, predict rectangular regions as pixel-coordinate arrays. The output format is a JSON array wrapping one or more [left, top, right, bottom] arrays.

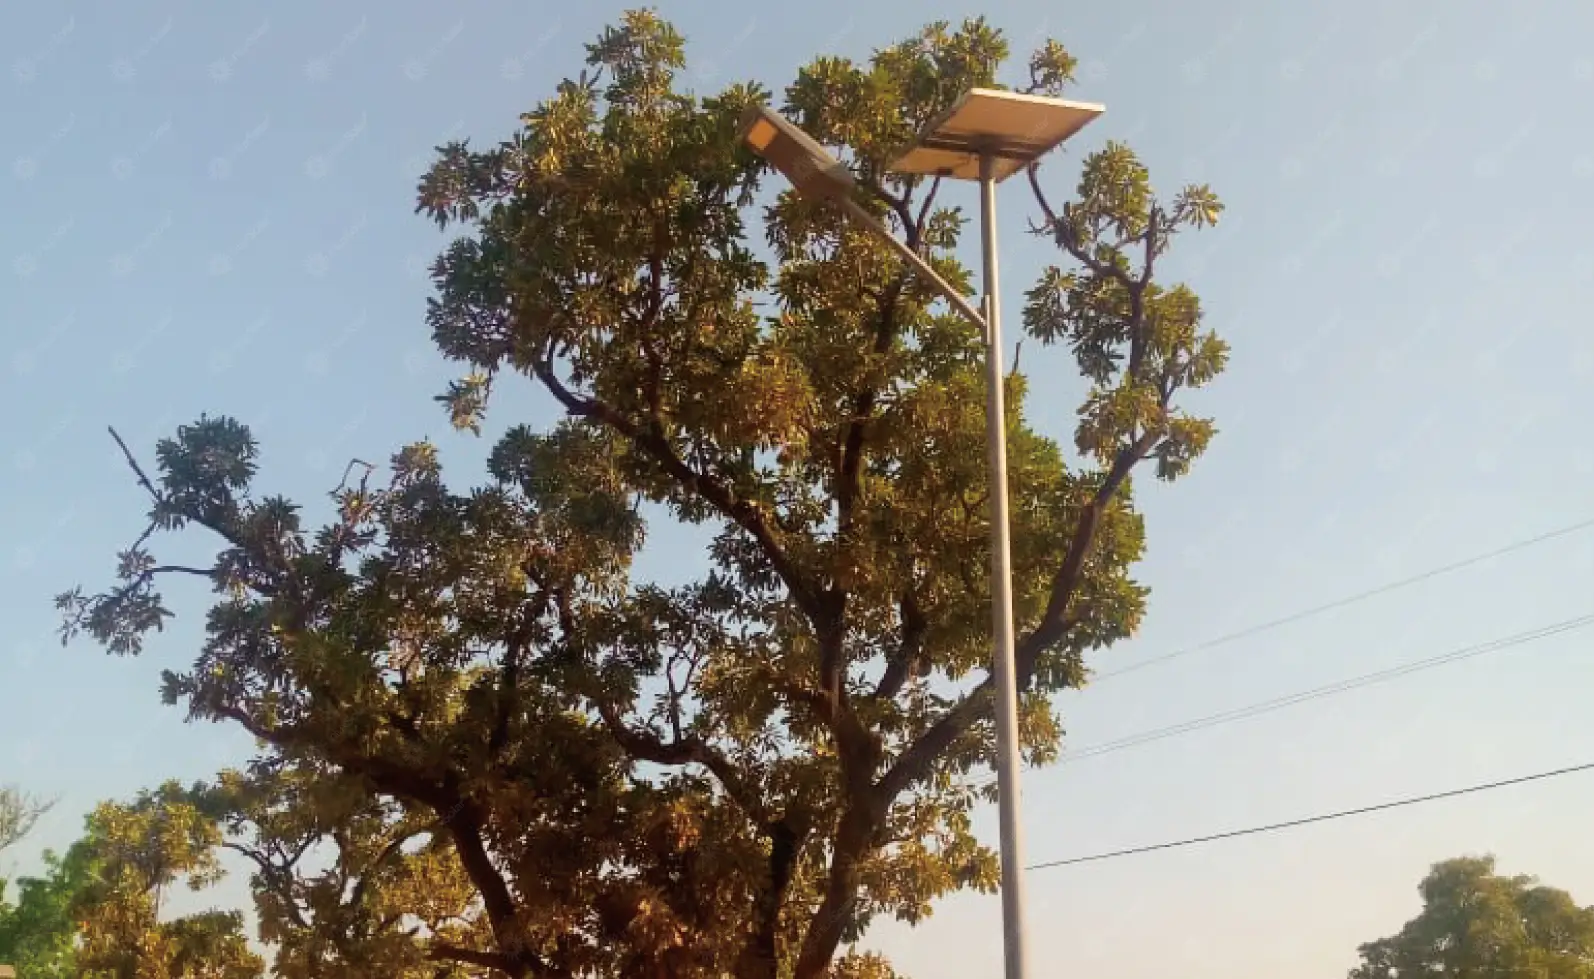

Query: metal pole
[[979, 151, 1030, 979]]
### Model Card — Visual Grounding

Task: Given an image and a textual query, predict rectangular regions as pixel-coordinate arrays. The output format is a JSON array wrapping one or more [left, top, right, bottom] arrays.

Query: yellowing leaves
[[709, 347, 818, 452]]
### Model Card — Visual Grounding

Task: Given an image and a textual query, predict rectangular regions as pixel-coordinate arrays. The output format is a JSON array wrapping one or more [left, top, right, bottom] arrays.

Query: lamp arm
[[836, 197, 988, 334]]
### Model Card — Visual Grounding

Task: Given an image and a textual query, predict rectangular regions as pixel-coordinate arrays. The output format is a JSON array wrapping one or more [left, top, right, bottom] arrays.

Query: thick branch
[[491, 586, 551, 757], [793, 806, 877, 979], [596, 703, 770, 825], [741, 820, 804, 979], [529, 349, 826, 623], [867, 183, 919, 251], [828, 276, 907, 705], [913, 176, 943, 241], [207, 703, 550, 973], [876, 430, 1158, 802], [871, 591, 927, 702], [349, 825, 432, 911], [1034, 431, 1155, 630], [431, 943, 523, 977], [435, 791, 534, 972]]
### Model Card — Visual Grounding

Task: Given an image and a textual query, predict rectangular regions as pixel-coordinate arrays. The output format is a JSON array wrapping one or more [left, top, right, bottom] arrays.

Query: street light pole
[[740, 90, 1105, 979], [977, 149, 1031, 979]]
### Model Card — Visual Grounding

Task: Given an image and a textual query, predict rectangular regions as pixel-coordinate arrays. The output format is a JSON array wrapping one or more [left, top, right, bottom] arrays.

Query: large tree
[[62, 12, 1226, 978], [1351, 857, 1594, 979]]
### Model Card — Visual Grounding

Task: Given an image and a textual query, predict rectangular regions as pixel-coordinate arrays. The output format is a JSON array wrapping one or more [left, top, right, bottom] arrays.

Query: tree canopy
[[62, 11, 1227, 978], [0, 783, 261, 979], [1351, 856, 1594, 979]]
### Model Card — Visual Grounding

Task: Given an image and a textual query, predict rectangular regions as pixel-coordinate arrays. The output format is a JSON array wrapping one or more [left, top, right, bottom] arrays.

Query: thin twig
[[108, 426, 159, 500]]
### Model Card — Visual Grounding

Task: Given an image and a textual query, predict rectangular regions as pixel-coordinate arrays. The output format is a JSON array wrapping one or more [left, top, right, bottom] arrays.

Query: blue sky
[[3, 0, 1593, 976]]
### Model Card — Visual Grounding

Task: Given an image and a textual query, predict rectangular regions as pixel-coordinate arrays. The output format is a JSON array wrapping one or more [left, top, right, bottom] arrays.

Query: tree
[[1, 784, 262, 979], [70, 781, 263, 979], [0, 846, 91, 979], [1351, 856, 1594, 979], [0, 783, 71, 979], [62, 11, 1227, 978], [0, 785, 53, 854]]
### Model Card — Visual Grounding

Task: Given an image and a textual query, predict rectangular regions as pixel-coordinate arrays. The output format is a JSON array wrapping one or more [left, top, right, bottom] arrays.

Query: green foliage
[[0, 846, 92, 979], [1351, 857, 1594, 979], [1, 785, 263, 979], [64, 11, 1227, 978]]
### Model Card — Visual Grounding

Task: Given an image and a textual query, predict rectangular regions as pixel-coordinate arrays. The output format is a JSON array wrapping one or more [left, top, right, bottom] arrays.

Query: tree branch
[[430, 942, 522, 976], [794, 805, 877, 979], [220, 841, 312, 931], [529, 345, 827, 624], [876, 430, 1157, 803], [349, 825, 432, 912], [1026, 166, 1135, 289], [108, 425, 160, 501], [596, 702, 771, 826], [871, 591, 927, 702], [913, 176, 943, 241], [867, 183, 919, 251]]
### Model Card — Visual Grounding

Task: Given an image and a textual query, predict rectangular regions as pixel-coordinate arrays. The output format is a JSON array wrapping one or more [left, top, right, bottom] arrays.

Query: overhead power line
[[963, 611, 1594, 793], [1095, 516, 1594, 683], [1061, 612, 1594, 763], [1027, 760, 1594, 870]]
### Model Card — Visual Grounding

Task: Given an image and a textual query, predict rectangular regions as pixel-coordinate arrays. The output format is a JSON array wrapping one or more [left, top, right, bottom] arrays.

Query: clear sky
[[3, 0, 1593, 976]]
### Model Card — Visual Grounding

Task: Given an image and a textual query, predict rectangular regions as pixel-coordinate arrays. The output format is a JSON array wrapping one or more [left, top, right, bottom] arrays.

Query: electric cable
[[1026, 760, 1594, 870], [1064, 612, 1594, 763], [964, 611, 1594, 792], [1095, 516, 1594, 683]]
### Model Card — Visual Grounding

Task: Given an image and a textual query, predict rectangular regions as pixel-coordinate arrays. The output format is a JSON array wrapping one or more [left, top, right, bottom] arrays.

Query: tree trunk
[[792, 807, 876, 979], [739, 822, 802, 979]]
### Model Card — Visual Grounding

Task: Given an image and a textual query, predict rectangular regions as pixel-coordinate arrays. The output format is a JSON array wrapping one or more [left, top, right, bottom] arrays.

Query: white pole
[[979, 152, 1031, 979]]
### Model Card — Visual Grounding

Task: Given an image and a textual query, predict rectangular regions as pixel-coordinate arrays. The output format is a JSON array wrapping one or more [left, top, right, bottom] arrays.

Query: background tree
[[1351, 856, 1594, 979], [1, 784, 262, 979], [71, 782, 262, 979], [0, 785, 53, 854], [0, 783, 71, 978], [0, 845, 91, 979], [63, 11, 1226, 978]]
